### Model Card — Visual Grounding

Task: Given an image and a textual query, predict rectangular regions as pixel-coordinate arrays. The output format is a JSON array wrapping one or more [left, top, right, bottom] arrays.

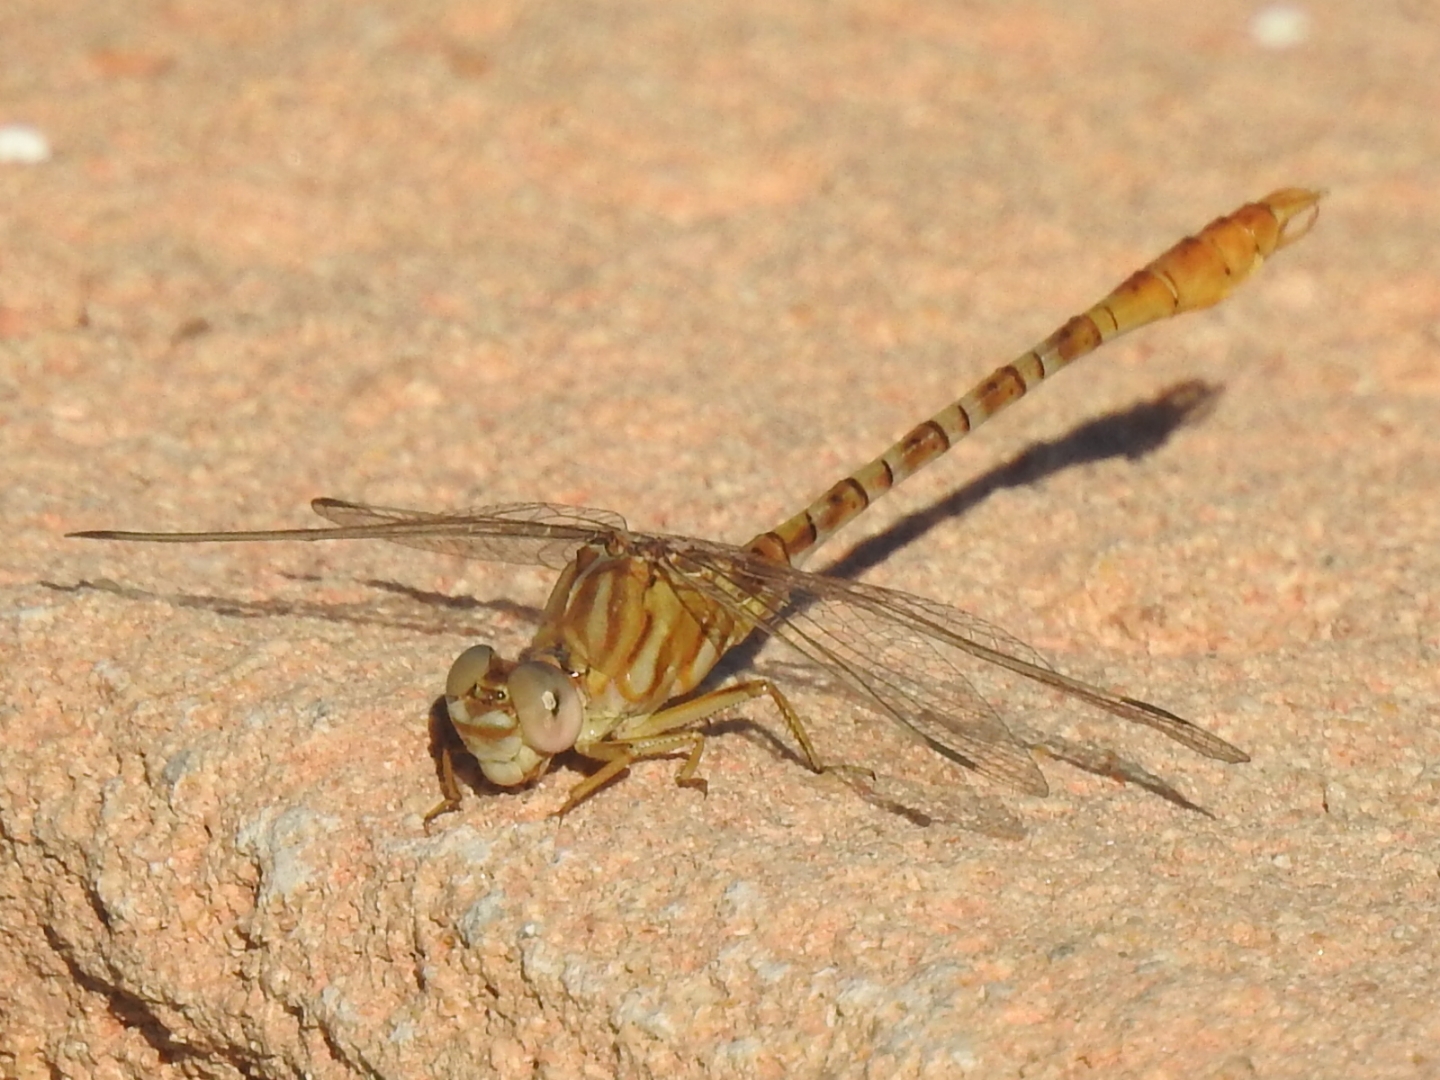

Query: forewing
[[310, 498, 628, 569]]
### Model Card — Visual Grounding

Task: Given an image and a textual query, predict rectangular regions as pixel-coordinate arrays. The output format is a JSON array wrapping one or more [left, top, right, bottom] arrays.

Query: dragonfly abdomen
[[750, 188, 1322, 567]]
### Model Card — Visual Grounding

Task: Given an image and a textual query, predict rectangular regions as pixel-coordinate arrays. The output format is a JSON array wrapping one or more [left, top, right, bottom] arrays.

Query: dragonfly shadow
[[46, 577, 539, 639], [716, 378, 1222, 678], [824, 378, 1222, 582]]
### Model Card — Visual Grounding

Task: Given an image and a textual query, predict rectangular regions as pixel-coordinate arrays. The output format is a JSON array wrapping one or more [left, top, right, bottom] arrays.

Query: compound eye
[[446, 645, 495, 700], [509, 662, 583, 754]]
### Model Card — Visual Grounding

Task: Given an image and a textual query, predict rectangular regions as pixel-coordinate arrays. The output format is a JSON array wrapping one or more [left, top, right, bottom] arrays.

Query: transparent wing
[[831, 581, 1247, 762], [309, 498, 629, 569], [645, 534, 1245, 800], [73, 497, 1246, 806], [71, 498, 630, 571], [661, 538, 1046, 794]]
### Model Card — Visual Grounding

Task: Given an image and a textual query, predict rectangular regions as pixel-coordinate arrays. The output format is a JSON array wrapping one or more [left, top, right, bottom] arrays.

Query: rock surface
[[4, 0, 1437, 1077]]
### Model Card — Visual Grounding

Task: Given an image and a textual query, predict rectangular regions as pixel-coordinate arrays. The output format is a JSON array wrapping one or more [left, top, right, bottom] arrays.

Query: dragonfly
[[72, 188, 1321, 825]]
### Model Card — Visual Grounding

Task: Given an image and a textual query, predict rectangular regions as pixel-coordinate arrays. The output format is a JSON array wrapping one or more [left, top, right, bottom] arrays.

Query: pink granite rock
[[4, 0, 1438, 1077]]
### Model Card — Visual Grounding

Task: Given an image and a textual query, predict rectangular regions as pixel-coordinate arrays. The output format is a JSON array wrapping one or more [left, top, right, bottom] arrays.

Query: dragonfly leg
[[563, 675, 880, 815], [422, 744, 464, 826], [559, 731, 707, 814], [725, 684, 879, 785], [621, 679, 827, 773], [422, 695, 480, 826], [554, 678, 825, 813]]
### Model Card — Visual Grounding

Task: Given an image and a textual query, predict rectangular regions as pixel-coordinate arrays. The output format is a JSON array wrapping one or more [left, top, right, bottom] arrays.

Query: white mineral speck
[[1249, 4, 1311, 49], [0, 124, 51, 163]]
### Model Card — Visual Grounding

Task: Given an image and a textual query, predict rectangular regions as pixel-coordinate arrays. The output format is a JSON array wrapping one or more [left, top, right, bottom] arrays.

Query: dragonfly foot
[[422, 741, 466, 828], [677, 774, 709, 798], [422, 796, 462, 829]]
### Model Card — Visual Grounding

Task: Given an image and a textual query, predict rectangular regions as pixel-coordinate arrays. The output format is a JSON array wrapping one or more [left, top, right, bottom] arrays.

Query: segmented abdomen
[[748, 188, 1322, 567]]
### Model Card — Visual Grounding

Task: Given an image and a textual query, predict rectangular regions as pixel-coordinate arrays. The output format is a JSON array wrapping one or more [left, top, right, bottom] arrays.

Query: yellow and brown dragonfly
[[73, 189, 1321, 824]]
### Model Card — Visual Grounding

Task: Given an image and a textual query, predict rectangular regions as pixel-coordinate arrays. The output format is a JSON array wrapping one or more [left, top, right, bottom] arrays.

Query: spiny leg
[[562, 676, 863, 813], [557, 730, 708, 815], [423, 744, 465, 826], [423, 696, 474, 825]]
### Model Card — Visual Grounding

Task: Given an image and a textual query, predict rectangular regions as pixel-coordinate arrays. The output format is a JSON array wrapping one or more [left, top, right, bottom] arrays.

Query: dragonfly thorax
[[444, 644, 585, 788], [531, 545, 743, 715]]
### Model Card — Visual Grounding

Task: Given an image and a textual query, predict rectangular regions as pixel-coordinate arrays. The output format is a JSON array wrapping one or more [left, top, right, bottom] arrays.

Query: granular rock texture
[[4, 0, 1437, 1077]]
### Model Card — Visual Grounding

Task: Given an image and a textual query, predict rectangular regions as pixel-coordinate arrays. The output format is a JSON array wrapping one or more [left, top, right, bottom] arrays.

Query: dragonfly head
[[444, 644, 585, 787]]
